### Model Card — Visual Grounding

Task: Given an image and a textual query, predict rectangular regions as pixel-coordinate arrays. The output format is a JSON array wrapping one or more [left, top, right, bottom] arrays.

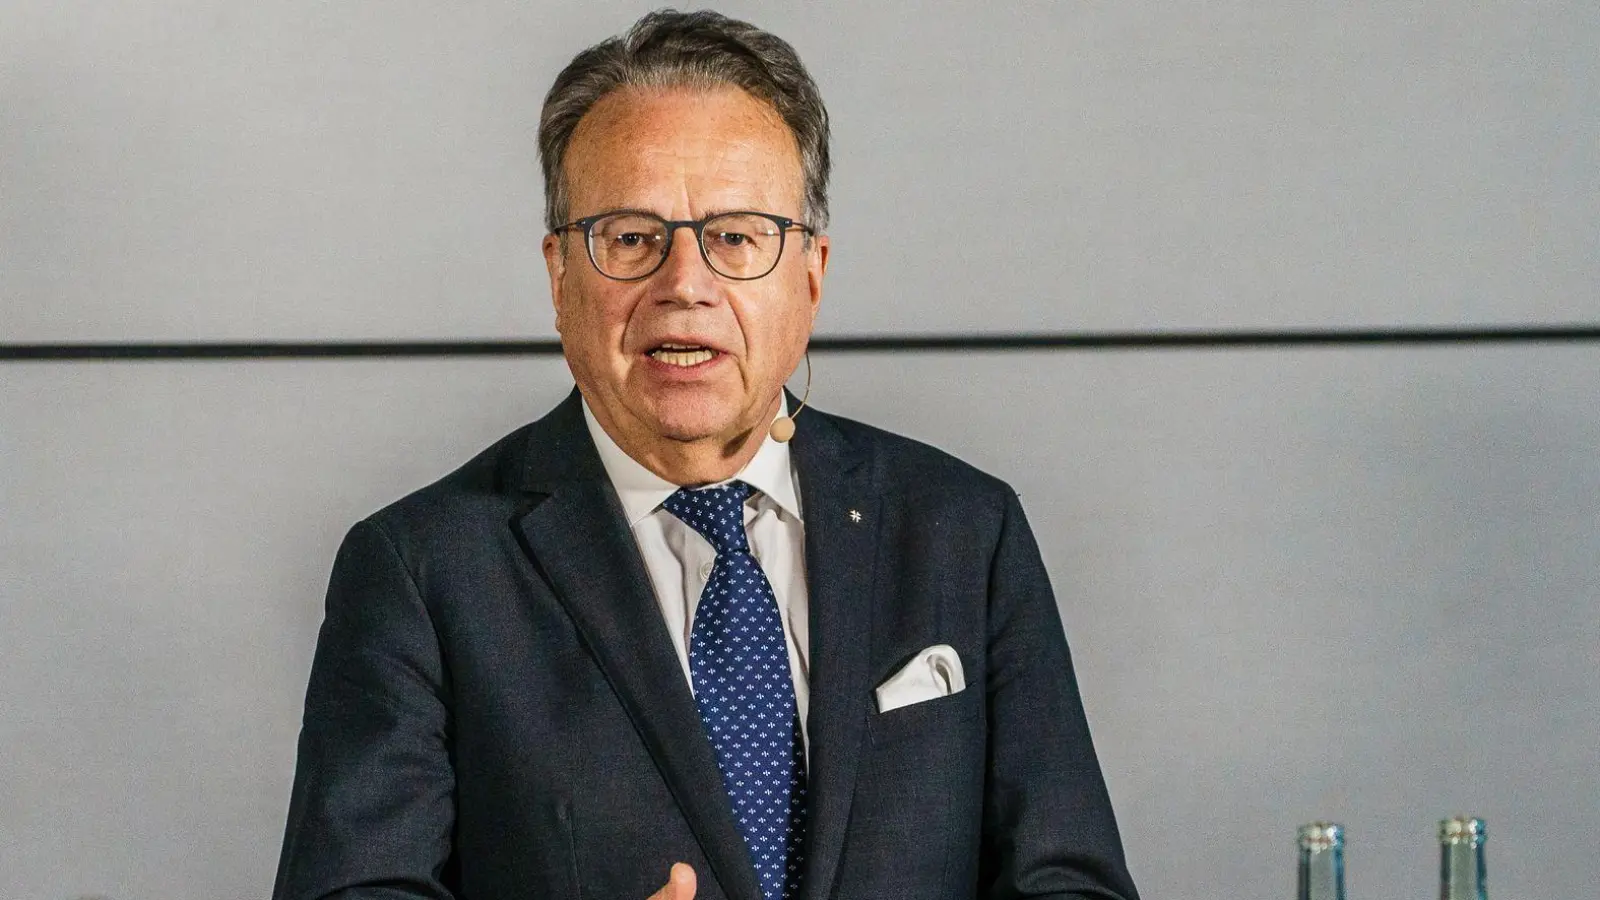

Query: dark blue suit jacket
[[274, 390, 1139, 900]]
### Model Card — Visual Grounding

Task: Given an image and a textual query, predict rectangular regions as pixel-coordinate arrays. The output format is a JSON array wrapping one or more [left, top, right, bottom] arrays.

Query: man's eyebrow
[[583, 205, 656, 218], [581, 206, 780, 221]]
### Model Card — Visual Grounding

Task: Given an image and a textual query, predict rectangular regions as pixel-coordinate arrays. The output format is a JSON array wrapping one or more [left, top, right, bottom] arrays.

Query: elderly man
[[274, 10, 1138, 900]]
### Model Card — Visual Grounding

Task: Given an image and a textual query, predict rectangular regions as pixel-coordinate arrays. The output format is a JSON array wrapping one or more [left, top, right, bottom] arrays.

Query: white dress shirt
[[582, 398, 811, 741]]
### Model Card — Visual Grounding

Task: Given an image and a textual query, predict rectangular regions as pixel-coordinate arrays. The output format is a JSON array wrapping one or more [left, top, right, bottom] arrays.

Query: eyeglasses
[[552, 210, 814, 282]]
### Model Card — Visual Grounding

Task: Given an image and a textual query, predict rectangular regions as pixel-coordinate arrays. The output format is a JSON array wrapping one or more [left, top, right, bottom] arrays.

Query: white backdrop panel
[[3, 347, 1597, 899], [4, 0, 1597, 342]]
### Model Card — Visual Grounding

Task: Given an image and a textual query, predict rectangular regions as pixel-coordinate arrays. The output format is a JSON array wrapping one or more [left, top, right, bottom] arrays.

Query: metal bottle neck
[[1298, 845, 1346, 900], [1297, 823, 1346, 900], [1438, 817, 1488, 900], [1439, 840, 1487, 900]]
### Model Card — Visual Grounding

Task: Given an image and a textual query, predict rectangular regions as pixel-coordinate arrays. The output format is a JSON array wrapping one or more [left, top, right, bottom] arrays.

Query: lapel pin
[[848, 509, 862, 523]]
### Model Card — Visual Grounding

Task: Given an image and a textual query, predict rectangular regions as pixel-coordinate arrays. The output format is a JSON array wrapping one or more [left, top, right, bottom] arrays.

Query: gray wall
[[2, 2, 1597, 899]]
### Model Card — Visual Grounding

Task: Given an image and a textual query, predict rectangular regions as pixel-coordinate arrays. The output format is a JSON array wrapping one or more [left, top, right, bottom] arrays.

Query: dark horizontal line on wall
[[4, 325, 1600, 361]]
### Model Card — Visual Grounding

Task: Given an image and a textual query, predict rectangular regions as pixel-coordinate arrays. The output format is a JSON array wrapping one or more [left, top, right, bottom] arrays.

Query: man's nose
[[653, 226, 718, 305]]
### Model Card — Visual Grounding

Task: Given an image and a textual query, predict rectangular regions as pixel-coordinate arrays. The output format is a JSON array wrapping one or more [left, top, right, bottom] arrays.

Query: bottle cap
[[1439, 816, 1486, 846], [1297, 822, 1344, 851]]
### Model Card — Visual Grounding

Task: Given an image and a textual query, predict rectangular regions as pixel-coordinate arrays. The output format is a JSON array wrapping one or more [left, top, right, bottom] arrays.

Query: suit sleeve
[[979, 491, 1140, 900], [274, 520, 457, 900]]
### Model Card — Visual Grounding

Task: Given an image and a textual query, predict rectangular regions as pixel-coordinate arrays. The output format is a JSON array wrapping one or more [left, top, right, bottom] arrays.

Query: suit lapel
[[790, 406, 879, 900], [511, 392, 764, 900]]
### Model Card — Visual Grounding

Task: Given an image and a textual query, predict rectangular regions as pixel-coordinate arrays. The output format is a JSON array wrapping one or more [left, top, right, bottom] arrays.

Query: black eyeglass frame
[[551, 209, 815, 282]]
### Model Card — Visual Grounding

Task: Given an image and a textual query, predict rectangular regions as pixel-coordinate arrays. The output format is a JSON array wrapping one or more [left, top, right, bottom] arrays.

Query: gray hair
[[538, 9, 831, 233]]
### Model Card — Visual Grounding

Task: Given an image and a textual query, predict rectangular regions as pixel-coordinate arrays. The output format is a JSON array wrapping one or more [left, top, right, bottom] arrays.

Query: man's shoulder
[[358, 390, 587, 536], [356, 419, 539, 546], [812, 407, 1016, 508]]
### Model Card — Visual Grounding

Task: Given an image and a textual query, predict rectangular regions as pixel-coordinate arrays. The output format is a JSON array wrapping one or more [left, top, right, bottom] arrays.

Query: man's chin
[[644, 403, 751, 446], [654, 417, 743, 446]]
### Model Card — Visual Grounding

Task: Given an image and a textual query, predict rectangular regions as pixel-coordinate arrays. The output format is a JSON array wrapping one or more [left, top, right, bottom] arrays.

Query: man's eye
[[715, 231, 752, 247], [615, 232, 648, 247]]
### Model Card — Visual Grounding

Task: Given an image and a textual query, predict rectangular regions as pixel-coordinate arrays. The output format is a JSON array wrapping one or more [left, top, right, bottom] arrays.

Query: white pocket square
[[873, 644, 966, 713]]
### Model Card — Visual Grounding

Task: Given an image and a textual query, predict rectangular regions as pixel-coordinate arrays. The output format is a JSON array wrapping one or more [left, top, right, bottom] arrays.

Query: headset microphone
[[769, 350, 811, 443]]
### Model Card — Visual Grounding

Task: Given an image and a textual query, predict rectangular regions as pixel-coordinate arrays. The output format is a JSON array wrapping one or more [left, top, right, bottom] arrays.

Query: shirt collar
[[581, 395, 804, 527]]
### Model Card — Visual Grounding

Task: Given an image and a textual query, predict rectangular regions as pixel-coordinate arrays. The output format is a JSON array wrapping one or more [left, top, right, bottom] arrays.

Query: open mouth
[[647, 342, 720, 367]]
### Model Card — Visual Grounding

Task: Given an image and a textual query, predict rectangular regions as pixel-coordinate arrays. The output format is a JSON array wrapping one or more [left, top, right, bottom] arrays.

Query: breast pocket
[[866, 682, 982, 749]]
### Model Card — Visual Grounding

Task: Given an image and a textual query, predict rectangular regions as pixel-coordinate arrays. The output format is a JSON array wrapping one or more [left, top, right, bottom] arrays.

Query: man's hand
[[647, 862, 696, 900]]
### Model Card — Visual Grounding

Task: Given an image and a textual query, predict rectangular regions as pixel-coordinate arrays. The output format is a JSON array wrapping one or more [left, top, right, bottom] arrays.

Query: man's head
[[539, 10, 831, 482]]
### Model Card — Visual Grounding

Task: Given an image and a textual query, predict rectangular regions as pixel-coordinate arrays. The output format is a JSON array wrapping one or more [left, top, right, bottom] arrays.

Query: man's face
[[543, 86, 828, 455]]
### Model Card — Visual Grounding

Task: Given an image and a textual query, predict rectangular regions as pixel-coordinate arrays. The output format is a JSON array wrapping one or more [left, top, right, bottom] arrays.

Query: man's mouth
[[647, 342, 719, 367]]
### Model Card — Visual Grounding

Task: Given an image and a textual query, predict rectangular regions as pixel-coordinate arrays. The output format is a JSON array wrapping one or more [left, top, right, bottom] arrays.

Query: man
[[274, 10, 1138, 900]]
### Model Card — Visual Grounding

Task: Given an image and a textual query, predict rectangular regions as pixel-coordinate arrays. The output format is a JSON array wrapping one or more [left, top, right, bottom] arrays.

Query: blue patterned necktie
[[662, 481, 806, 900]]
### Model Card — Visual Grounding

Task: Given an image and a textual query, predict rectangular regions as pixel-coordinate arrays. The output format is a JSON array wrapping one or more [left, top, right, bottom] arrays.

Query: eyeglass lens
[[587, 213, 787, 280]]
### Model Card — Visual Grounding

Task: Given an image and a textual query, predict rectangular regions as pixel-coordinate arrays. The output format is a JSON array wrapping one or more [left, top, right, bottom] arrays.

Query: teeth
[[651, 348, 715, 367]]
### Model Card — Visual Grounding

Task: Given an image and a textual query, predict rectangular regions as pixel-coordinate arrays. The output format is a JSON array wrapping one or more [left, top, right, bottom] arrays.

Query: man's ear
[[805, 233, 830, 321], [542, 232, 568, 332]]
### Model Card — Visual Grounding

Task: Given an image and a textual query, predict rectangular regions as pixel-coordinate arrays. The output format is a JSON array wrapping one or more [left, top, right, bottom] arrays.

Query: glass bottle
[[1438, 816, 1487, 900], [1297, 821, 1347, 900]]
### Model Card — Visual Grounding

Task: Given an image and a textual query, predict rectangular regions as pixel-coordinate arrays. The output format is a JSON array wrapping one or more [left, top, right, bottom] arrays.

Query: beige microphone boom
[[769, 350, 811, 444]]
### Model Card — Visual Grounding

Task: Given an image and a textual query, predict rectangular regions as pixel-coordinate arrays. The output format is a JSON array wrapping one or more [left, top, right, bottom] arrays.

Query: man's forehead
[[564, 85, 804, 211]]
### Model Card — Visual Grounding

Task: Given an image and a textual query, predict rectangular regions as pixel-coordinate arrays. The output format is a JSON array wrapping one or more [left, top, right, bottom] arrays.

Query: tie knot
[[662, 481, 754, 555]]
